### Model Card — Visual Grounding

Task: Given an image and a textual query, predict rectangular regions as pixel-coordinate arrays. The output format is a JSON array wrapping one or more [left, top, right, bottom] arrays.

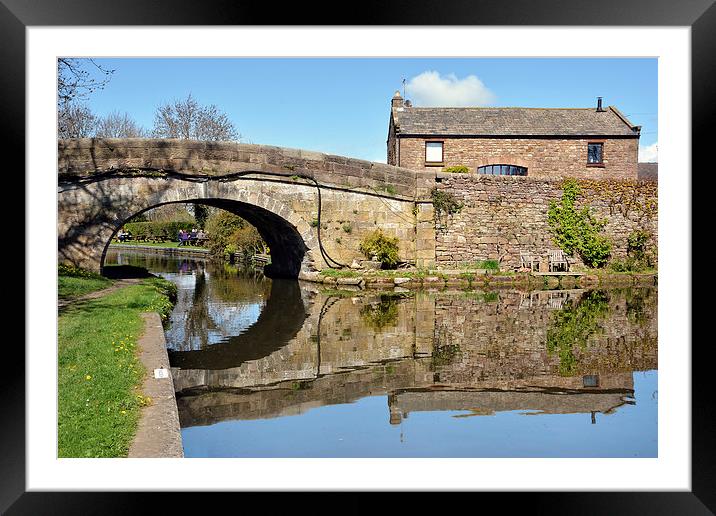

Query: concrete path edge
[[128, 312, 184, 458]]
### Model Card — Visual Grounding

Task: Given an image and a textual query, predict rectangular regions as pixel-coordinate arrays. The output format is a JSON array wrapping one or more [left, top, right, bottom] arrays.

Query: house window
[[477, 164, 527, 176], [587, 142, 604, 164], [583, 375, 600, 388], [425, 141, 444, 164]]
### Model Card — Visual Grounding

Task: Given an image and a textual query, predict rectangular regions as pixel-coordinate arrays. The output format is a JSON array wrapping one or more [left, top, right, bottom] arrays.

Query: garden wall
[[432, 173, 658, 270]]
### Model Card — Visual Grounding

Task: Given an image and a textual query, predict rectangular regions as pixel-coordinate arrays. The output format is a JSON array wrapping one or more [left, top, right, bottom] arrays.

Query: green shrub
[[547, 179, 612, 268], [443, 165, 469, 174], [430, 188, 464, 217], [123, 221, 195, 241], [359, 229, 400, 268], [608, 229, 655, 272], [627, 229, 654, 266]]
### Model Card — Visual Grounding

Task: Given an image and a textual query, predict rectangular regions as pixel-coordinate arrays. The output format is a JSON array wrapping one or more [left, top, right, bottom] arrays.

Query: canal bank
[[110, 244, 656, 290], [128, 313, 183, 458], [299, 269, 658, 290], [110, 243, 211, 259], [58, 267, 180, 458]]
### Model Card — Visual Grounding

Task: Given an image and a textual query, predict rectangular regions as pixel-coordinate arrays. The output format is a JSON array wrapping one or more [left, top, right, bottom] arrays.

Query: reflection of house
[[387, 92, 642, 179], [387, 373, 634, 425]]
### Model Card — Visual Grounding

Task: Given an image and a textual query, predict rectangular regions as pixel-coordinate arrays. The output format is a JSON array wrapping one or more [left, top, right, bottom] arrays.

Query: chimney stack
[[596, 97, 605, 112], [392, 91, 403, 109]]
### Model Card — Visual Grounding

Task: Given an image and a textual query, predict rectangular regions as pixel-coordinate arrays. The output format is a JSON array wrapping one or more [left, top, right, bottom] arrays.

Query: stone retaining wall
[[433, 174, 658, 270]]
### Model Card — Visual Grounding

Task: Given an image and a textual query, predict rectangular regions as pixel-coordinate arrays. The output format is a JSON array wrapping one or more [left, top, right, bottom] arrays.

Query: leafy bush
[[547, 179, 612, 268], [609, 229, 655, 272], [204, 211, 267, 260], [430, 188, 464, 217], [443, 165, 469, 174], [359, 229, 400, 268]]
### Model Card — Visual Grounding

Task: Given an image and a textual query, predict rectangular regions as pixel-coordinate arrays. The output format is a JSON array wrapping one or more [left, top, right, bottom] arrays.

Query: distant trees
[[58, 103, 96, 139], [57, 80, 240, 142], [95, 111, 147, 138], [151, 94, 240, 142], [204, 211, 266, 260], [57, 59, 114, 139]]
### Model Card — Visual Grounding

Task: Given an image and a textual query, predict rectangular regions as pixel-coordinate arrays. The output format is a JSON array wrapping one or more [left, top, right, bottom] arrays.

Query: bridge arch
[[58, 139, 429, 276], [61, 177, 322, 279]]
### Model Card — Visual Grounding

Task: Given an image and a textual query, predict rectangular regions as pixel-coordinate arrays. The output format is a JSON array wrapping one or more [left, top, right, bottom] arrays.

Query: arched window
[[477, 164, 527, 176]]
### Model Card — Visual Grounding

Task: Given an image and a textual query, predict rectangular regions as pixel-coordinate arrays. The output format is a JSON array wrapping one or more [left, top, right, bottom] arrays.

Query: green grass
[[58, 264, 113, 300], [57, 277, 176, 458], [457, 260, 500, 270], [59, 276, 113, 300]]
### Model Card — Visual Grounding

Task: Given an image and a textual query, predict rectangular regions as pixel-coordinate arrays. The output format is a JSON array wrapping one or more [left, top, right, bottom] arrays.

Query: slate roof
[[391, 106, 640, 137], [638, 162, 658, 180]]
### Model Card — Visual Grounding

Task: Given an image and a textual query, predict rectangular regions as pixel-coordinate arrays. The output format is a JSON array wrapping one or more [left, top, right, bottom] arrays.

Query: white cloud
[[405, 71, 496, 107], [639, 142, 658, 162]]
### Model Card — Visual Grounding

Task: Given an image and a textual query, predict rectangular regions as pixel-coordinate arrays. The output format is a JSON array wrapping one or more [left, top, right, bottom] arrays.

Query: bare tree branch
[[152, 94, 240, 142]]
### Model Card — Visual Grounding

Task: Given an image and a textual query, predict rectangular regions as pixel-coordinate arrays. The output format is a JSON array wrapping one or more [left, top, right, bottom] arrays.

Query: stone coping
[[128, 313, 183, 458], [299, 270, 657, 290]]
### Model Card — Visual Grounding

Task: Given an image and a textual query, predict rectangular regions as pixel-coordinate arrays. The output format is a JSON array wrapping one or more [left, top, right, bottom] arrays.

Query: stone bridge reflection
[[171, 285, 657, 428]]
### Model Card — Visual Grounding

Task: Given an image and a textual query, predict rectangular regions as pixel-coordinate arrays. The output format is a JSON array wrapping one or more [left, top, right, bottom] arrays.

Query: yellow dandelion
[[85, 375, 92, 380]]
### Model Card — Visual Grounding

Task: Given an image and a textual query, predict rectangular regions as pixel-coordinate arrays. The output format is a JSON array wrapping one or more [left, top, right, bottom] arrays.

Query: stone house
[[387, 91, 642, 180]]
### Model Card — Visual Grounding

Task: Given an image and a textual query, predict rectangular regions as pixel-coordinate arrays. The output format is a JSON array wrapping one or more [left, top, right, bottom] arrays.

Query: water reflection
[[105, 249, 658, 457]]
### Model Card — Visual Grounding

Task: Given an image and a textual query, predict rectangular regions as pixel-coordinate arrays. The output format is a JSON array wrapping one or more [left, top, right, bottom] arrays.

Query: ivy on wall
[[576, 178, 657, 221], [547, 179, 612, 268]]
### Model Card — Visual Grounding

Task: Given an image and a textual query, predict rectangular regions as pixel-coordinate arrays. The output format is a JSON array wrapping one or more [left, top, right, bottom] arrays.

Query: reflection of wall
[[174, 287, 657, 427]]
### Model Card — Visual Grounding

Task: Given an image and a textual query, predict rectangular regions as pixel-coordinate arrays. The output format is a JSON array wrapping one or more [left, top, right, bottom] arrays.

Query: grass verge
[[58, 265, 113, 300], [58, 276, 176, 458]]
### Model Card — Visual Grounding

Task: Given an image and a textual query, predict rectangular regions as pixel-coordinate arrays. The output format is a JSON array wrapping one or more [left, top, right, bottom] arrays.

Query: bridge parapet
[[58, 138, 422, 199]]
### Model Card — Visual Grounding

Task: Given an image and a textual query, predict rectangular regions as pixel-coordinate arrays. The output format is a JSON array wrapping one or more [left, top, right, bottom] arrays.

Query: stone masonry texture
[[58, 139, 657, 275]]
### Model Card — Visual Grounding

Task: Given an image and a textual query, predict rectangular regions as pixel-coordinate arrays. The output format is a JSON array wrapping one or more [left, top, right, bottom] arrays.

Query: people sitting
[[178, 229, 189, 246], [117, 228, 131, 242]]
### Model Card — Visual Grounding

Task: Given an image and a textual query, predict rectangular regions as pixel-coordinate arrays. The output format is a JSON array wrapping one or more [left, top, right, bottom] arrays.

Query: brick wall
[[398, 136, 639, 180]]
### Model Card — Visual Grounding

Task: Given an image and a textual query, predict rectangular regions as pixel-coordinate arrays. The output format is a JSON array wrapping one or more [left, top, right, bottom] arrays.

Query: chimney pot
[[596, 97, 605, 112]]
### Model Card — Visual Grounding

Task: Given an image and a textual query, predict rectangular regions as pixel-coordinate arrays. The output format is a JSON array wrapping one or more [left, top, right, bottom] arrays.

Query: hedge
[[122, 221, 196, 241]]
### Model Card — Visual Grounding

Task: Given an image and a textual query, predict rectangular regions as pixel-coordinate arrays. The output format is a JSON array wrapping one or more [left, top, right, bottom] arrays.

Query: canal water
[[106, 249, 658, 458]]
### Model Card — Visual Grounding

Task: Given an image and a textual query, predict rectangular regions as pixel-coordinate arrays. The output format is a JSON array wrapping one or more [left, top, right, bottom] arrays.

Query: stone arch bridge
[[58, 138, 437, 278]]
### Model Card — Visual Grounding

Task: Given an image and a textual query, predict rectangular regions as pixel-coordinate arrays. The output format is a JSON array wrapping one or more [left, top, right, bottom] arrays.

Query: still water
[[106, 249, 658, 458]]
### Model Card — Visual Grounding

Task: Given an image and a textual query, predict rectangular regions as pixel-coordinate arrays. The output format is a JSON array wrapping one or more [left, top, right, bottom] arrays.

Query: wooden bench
[[520, 251, 540, 272], [548, 249, 569, 272]]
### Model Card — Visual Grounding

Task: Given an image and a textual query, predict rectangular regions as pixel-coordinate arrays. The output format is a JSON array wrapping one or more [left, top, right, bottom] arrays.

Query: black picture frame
[[5, 0, 710, 513]]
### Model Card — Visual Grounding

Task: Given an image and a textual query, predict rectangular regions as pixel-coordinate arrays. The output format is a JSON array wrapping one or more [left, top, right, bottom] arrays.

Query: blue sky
[[85, 58, 658, 163]]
